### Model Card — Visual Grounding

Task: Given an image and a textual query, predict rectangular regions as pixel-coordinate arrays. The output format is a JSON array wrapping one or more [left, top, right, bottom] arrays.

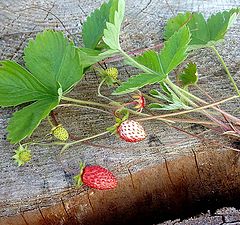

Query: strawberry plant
[[0, 0, 239, 190]]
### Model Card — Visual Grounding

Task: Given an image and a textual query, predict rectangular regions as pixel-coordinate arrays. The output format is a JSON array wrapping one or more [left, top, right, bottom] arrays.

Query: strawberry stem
[[97, 78, 115, 102], [61, 96, 115, 109], [210, 46, 240, 96], [137, 95, 239, 122], [60, 131, 110, 155], [166, 78, 240, 124], [47, 116, 55, 128], [57, 103, 113, 115]]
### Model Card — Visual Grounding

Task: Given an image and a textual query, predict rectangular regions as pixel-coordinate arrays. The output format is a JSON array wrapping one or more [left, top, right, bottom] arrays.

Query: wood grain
[[0, 0, 240, 224]]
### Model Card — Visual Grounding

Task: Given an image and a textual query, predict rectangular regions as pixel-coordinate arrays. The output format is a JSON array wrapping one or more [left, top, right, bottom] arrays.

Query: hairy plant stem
[[57, 103, 112, 115], [165, 78, 236, 130], [166, 79, 240, 123], [22, 141, 66, 147], [60, 131, 110, 155], [119, 48, 240, 129], [61, 96, 115, 109], [210, 46, 240, 96], [62, 93, 172, 123], [97, 78, 115, 102], [137, 95, 238, 122], [47, 116, 55, 128], [119, 49, 157, 75]]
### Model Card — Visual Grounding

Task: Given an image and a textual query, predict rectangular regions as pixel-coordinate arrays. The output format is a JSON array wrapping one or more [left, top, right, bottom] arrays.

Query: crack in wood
[[86, 190, 94, 213], [77, 1, 88, 17], [9, 3, 55, 60], [127, 167, 135, 189], [164, 158, 176, 189], [60, 198, 70, 218], [136, 0, 153, 16], [1, 14, 21, 34], [222, 214, 226, 223], [37, 206, 47, 225], [163, 0, 176, 16], [191, 149, 204, 186], [20, 213, 29, 225]]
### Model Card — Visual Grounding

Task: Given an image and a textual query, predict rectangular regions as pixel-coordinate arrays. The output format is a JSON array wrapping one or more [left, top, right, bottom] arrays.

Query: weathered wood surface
[[0, 0, 240, 224], [159, 207, 240, 225]]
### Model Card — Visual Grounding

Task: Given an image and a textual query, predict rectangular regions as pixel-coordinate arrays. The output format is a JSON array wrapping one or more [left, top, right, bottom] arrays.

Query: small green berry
[[51, 124, 69, 141], [105, 67, 118, 80], [12, 145, 32, 167]]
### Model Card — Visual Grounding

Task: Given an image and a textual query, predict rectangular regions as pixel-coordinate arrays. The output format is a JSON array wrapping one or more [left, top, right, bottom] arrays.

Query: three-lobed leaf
[[24, 30, 83, 93], [164, 8, 239, 49], [7, 97, 59, 144], [103, 0, 125, 50], [114, 26, 191, 95], [82, 0, 118, 49], [0, 30, 84, 143], [0, 61, 50, 106], [113, 73, 163, 95]]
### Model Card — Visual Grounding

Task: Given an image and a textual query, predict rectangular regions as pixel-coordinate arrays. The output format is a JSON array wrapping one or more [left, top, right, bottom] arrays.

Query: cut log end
[[1, 146, 240, 225]]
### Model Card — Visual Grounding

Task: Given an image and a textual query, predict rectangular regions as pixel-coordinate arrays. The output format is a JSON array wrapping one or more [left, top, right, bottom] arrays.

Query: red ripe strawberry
[[82, 165, 117, 190], [117, 120, 146, 142]]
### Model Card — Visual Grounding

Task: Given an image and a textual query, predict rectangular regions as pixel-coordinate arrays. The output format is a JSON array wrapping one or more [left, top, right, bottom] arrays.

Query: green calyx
[[97, 67, 119, 86], [12, 145, 32, 166], [107, 108, 129, 134], [73, 161, 86, 188]]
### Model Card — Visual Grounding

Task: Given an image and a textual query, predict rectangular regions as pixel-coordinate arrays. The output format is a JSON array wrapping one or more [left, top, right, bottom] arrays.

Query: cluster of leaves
[[0, 32, 83, 143], [164, 8, 239, 49], [112, 8, 239, 96], [113, 26, 191, 94], [0, 0, 124, 144], [0, 0, 239, 146]]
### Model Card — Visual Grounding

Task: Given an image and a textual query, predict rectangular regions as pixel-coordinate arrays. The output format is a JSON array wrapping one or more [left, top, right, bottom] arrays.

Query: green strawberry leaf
[[7, 97, 59, 144], [113, 73, 162, 95], [159, 26, 190, 74], [0, 61, 50, 107], [149, 89, 171, 103], [164, 12, 192, 40], [24, 30, 83, 94], [0, 30, 84, 143], [103, 0, 125, 50], [78, 48, 118, 68], [148, 102, 188, 111], [82, 0, 118, 49], [178, 62, 198, 88], [126, 50, 164, 75], [207, 8, 239, 41], [114, 26, 190, 95], [164, 8, 239, 49]]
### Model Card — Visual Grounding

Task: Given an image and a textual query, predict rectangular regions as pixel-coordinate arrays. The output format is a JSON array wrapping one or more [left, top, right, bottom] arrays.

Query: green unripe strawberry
[[12, 145, 32, 166], [105, 67, 118, 80], [51, 124, 69, 141]]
